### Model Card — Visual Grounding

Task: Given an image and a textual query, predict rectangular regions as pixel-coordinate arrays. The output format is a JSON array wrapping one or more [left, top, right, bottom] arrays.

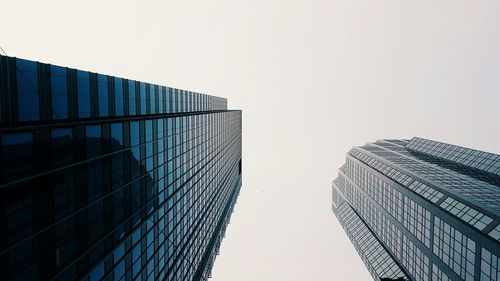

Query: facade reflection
[[0, 55, 242, 281]]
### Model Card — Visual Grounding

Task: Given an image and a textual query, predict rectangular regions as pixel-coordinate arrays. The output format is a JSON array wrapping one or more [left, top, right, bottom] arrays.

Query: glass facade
[[332, 138, 500, 281], [0, 55, 242, 281]]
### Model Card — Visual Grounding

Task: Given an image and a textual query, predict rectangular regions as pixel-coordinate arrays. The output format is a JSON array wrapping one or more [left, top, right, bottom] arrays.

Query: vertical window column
[[140, 82, 146, 115], [50, 65, 68, 119], [16, 58, 40, 121], [77, 71, 90, 118], [97, 74, 108, 117], [128, 80, 136, 116], [114, 78, 124, 116]]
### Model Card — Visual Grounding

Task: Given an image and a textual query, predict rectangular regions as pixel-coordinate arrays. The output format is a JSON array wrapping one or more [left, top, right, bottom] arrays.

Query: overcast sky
[[2, 1, 500, 280]]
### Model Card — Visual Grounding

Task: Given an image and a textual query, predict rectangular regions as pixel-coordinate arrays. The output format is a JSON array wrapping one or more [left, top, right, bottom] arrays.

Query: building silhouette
[[332, 137, 499, 281], [0, 55, 242, 281]]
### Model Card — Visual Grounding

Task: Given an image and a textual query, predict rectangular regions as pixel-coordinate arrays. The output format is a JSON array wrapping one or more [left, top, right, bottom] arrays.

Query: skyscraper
[[0, 55, 242, 281], [332, 137, 500, 281]]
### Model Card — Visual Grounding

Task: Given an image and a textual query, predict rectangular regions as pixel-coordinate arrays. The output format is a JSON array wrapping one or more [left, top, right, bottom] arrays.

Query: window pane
[[172, 90, 177, 113], [128, 81, 136, 115], [140, 83, 146, 114], [77, 71, 90, 118], [130, 121, 139, 160], [2, 133, 33, 181], [50, 65, 68, 119], [51, 128, 73, 166], [111, 123, 123, 151], [114, 78, 123, 116], [89, 262, 104, 281], [86, 125, 101, 158], [16, 58, 39, 121], [166, 88, 171, 113], [159, 87, 164, 113], [130, 121, 139, 146], [150, 84, 156, 114], [97, 74, 108, 117]]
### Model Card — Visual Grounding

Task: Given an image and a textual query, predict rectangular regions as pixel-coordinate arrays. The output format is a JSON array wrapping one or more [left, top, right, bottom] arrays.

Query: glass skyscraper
[[0, 55, 242, 281], [332, 137, 499, 281]]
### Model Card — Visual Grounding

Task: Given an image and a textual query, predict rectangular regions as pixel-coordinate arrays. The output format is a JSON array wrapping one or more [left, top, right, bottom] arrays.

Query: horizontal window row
[[439, 197, 493, 231], [348, 147, 499, 235], [0, 112, 241, 185], [407, 137, 500, 176], [0, 57, 227, 124]]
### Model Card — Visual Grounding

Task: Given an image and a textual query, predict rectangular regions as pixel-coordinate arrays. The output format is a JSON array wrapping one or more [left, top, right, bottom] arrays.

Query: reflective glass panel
[[1, 133, 33, 181], [77, 71, 90, 118], [97, 74, 108, 117], [128, 81, 136, 115], [140, 83, 146, 114], [50, 65, 68, 119], [16, 58, 39, 121], [51, 128, 73, 166], [114, 78, 123, 116]]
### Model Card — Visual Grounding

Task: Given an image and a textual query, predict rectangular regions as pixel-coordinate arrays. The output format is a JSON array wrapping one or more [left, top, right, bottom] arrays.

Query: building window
[[114, 78, 124, 116], [128, 81, 136, 115], [97, 74, 108, 117], [111, 123, 123, 150], [77, 71, 90, 118], [140, 82, 146, 114], [51, 128, 73, 166], [89, 262, 104, 281], [1, 133, 33, 181], [159, 86, 164, 113], [150, 84, 156, 114], [16, 58, 39, 121], [86, 125, 101, 159], [50, 65, 68, 119], [481, 248, 500, 281]]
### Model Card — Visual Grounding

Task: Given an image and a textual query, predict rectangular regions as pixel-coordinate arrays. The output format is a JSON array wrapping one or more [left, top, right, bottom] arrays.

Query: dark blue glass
[[147, 244, 154, 261], [140, 83, 146, 114], [2, 133, 33, 146], [113, 244, 124, 261], [157, 119, 164, 136], [97, 74, 108, 117], [114, 78, 123, 116], [51, 128, 73, 166], [86, 125, 101, 138], [145, 121, 153, 161], [16, 58, 39, 121], [146, 157, 153, 175], [132, 228, 140, 246], [166, 88, 171, 113], [159, 87, 164, 113], [77, 71, 90, 118], [145, 120, 153, 142], [89, 262, 104, 281], [130, 121, 140, 160], [132, 244, 141, 262], [130, 121, 139, 147], [132, 259, 141, 278], [86, 125, 101, 158], [50, 65, 68, 119], [150, 84, 156, 114], [172, 90, 177, 113], [128, 81, 136, 115], [111, 123, 123, 151], [1, 133, 33, 187], [114, 259, 125, 280]]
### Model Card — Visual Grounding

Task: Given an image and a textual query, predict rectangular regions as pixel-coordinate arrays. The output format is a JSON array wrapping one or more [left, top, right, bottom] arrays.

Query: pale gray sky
[[2, 1, 500, 280]]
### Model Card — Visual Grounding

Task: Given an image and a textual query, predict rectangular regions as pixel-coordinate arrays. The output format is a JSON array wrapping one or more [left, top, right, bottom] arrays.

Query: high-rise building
[[332, 137, 500, 281], [0, 55, 242, 281]]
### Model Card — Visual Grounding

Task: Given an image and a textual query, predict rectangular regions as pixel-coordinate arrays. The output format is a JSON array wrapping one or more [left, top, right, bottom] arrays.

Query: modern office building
[[0, 55, 242, 281], [332, 137, 500, 281]]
